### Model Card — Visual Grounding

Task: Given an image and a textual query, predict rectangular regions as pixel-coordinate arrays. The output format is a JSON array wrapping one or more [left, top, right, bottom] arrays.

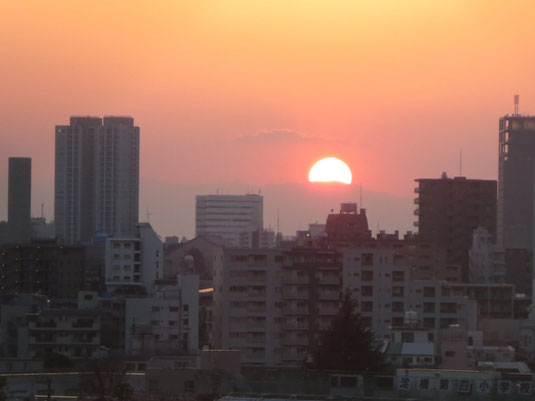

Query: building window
[[423, 303, 435, 313], [392, 286, 404, 297], [361, 270, 373, 281], [184, 380, 194, 393], [392, 271, 405, 282], [423, 318, 435, 328], [401, 332, 414, 343], [392, 302, 404, 313], [361, 301, 373, 312], [423, 287, 436, 297], [361, 286, 373, 297], [362, 253, 374, 266]]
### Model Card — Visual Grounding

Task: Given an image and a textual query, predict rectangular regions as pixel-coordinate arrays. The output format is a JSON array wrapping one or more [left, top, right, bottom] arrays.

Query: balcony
[[283, 276, 309, 285], [414, 209, 420, 216], [319, 292, 340, 301], [414, 198, 420, 204], [282, 349, 305, 362], [30, 337, 56, 344], [72, 322, 96, 329], [247, 305, 267, 314], [318, 275, 340, 285], [34, 321, 57, 329], [282, 305, 309, 315], [318, 306, 338, 316], [282, 321, 309, 330], [282, 336, 308, 346], [414, 187, 420, 193], [282, 289, 309, 300], [247, 290, 267, 298]]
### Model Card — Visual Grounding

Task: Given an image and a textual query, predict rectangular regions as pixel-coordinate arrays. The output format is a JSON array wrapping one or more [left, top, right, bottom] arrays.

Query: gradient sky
[[2, 1, 535, 237]]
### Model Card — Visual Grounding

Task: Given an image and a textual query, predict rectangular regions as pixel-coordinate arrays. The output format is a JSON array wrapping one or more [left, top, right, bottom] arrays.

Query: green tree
[[0, 377, 7, 401], [311, 291, 387, 372]]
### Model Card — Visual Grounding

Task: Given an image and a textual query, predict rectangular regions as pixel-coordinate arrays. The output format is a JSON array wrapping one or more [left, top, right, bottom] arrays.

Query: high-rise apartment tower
[[54, 116, 139, 244], [8, 157, 31, 243], [498, 115, 535, 250], [414, 174, 497, 281]]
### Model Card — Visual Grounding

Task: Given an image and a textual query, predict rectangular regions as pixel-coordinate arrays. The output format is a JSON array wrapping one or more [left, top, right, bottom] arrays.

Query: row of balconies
[[29, 320, 98, 331], [29, 336, 100, 345]]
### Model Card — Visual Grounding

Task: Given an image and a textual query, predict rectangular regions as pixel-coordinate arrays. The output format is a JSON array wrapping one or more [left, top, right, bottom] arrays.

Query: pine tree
[[312, 291, 386, 372]]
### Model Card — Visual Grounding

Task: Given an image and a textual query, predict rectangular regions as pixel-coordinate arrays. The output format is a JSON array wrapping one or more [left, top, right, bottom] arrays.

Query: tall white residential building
[[125, 274, 199, 356], [195, 194, 263, 247], [55, 116, 139, 244], [105, 223, 163, 293], [343, 248, 478, 341], [469, 227, 506, 284]]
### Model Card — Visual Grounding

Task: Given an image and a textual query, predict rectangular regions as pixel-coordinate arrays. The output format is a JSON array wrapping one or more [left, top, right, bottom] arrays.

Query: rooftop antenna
[[459, 149, 463, 176], [41, 203, 44, 219], [514, 94, 519, 116], [360, 183, 363, 209], [146, 205, 151, 222], [277, 208, 280, 234]]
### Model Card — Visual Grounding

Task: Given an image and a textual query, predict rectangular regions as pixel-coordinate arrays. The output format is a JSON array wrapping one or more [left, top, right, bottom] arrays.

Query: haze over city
[[3, 1, 535, 238]]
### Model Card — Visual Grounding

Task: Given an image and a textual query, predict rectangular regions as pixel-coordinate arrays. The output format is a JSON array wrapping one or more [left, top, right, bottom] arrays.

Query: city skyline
[[2, 1, 535, 238]]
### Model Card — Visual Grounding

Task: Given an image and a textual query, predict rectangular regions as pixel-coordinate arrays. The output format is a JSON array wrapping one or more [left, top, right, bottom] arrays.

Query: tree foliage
[[0, 377, 7, 401], [311, 291, 386, 372]]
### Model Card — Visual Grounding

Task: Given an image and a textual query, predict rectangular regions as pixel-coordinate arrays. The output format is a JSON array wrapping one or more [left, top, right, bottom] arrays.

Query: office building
[[55, 116, 139, 244], [8, 157, 31, 243], [498, 115, 535, 249], [195, 194, 263, 246], [414, 174, 497, 280]]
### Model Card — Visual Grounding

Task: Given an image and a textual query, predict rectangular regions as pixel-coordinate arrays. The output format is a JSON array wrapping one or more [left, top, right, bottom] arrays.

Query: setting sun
[[309, 157, 352, 184]]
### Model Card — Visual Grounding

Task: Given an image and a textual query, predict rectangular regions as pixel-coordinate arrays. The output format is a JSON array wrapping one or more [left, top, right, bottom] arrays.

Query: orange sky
[[2, 0, 535, 236]]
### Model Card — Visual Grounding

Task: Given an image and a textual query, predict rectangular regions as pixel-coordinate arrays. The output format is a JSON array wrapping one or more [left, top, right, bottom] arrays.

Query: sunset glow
[[2, 1, 535, 237], [309, 157, 352, 184]]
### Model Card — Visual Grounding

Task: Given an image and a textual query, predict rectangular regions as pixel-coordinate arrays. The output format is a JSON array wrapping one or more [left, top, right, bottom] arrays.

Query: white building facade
[[196, 194, 263, 247], [469, 227, 506, 284], [105, 223, 163, 293]]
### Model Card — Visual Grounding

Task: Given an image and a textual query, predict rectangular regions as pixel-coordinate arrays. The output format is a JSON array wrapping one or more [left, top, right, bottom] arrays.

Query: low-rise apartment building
[[124, 274, 199, 357], [26, 307, 102, 360], [213, 247, 342, 366], [105, 223, 163, 294], [343, 247, 477, 340]]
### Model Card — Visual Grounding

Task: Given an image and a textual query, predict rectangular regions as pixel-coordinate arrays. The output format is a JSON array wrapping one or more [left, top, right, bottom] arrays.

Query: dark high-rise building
[[0, 240, 85, 298], [414, 174, 497, 281], [54, 116, 140, 244], [8, 157, 31, 243], [498, 115, 535, 249]]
